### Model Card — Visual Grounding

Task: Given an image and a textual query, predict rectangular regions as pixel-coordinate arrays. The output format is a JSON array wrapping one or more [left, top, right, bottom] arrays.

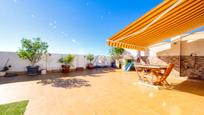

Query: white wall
[[181, 32, 204, 56], [0, 52, 111, 72], [123, 32, 204, 57], [146, 32, 204, 56]]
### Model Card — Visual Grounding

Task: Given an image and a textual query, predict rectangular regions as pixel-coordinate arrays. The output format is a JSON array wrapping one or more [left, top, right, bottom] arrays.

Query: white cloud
[[13, 0, 17, 3], [72, 39, 77, 43], [31, 14, 35, 18], [71, 39, 80, 45], [49, 21, 57, 29]]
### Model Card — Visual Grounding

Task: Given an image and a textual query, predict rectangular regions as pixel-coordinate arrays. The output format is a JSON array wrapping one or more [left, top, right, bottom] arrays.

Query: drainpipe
[[179, 35, 182, 77], [136, 50, 141, 64]]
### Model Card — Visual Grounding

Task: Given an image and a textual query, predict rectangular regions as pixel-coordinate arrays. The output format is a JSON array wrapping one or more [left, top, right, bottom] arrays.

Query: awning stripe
[[110, 0, 177, 41], [138, 10, 204, 45], [107, 0, 204, 50], [127, 0, 204, 44], [128, 4, 204, 46], [114, 0, 183, 42], [128, 0, 202, 41], [107, 40, 146, 50]]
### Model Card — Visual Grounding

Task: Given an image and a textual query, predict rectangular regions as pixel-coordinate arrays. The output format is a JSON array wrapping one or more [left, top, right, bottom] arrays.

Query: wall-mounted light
[[190, 53, 197, 56]]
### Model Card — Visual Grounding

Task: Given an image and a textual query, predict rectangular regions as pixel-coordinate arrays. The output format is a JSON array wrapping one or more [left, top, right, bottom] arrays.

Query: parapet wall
[[0, 52, 111, 72]]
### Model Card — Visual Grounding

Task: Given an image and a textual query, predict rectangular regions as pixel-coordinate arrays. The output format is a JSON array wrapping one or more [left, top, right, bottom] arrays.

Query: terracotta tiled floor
[[0, 68, 204, 115]]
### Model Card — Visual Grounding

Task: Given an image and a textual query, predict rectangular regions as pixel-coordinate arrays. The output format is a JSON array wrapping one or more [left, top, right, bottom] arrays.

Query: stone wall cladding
[[140, 56, 180, 77], [181, 56, 204, 79], [139, 56, 204, 79]]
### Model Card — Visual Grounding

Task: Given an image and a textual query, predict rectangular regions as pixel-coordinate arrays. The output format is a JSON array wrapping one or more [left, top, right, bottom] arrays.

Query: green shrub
[[59, 54, 75, 65], [17, 38, 48, 66], [109, 47, 124, 60], [86, 54, 94, 63]]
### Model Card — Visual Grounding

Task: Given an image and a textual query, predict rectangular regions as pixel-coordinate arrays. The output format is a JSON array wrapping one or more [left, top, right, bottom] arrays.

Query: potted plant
[[17, 38, 48, 76], [86, 54, 94, 69], [109, 47, 124, 69], [58, 54, 75, 73]]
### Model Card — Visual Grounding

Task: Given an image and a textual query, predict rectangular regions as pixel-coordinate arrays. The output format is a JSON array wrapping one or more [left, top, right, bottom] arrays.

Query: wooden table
[[134, 64, 167, 85]]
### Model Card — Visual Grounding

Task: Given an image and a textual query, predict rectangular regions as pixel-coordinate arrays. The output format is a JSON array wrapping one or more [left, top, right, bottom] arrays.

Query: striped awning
[[107, 0, 204, 50]]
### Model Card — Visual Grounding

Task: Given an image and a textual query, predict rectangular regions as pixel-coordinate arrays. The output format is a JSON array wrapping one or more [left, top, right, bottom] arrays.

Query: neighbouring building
[[124, 32, 204, 79]]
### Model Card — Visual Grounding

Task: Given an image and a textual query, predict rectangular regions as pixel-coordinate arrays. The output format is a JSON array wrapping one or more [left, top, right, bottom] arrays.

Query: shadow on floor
[[0, 68, 115, 85], [168, 79, 204, 97], [37, 78, 91, 89]]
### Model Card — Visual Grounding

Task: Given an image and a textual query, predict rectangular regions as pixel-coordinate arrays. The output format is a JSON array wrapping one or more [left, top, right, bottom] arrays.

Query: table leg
[[136, 68, 144, 82], [149, 69, 155, 85]]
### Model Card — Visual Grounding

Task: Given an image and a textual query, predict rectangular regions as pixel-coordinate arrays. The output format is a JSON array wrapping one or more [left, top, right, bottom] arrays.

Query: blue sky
[[0, 0, 162, 55]]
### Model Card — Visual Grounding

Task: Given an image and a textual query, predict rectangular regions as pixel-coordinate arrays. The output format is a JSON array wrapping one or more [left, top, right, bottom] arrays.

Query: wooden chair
[[153, 64, 174, 86]]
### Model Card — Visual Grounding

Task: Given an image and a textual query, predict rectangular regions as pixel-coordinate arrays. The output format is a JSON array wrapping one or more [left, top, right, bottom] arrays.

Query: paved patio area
[[0, 68, 204, 115]]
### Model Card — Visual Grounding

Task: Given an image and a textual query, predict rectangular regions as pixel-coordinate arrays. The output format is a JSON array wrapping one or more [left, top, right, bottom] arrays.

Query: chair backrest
[[164, 64, 174, 77], [160, 64, 174, 82]]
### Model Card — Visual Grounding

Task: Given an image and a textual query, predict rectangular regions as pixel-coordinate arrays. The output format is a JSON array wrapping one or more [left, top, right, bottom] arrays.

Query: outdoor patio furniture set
[[135, 63, 174, 88]]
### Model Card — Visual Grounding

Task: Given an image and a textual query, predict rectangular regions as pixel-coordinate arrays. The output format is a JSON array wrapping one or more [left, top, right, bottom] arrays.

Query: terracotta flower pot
[[86, 63, 94, 69], [61, 65, 70, 73]]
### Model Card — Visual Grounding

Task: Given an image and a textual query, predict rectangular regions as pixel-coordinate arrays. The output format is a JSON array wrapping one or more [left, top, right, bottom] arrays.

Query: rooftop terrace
[[1, 68, 204, 115]]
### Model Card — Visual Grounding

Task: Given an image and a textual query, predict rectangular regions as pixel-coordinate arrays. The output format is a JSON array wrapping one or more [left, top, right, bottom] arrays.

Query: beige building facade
[[125, 32, 204, 79]]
